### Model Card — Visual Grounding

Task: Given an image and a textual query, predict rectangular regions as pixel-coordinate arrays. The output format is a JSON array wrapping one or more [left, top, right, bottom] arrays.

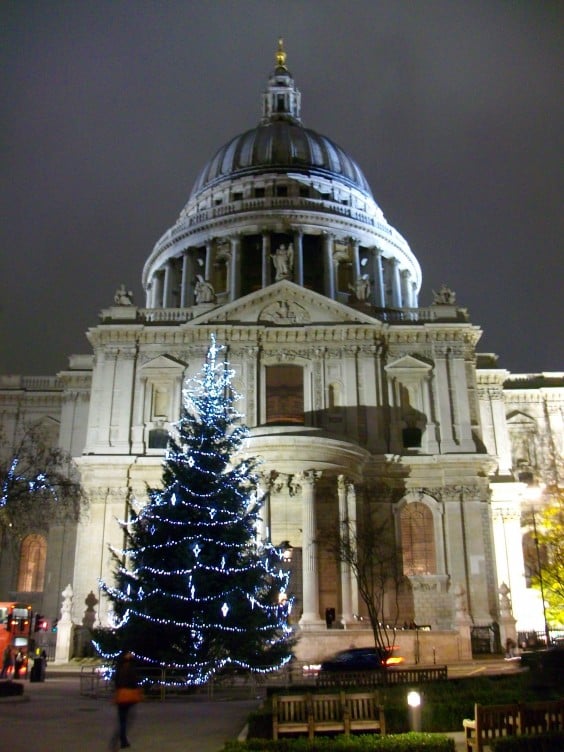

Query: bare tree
[[328, 485, 405, 654], [0, 421, 86, 544]]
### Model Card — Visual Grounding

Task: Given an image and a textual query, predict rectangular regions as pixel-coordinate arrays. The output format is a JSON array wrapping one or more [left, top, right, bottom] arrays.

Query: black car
[[320, 647, 398, 672]]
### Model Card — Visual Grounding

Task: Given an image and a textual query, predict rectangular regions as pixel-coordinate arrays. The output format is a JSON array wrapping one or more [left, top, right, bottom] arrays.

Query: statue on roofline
[[114, 284, 134, 306], [432, 283, 456, 305]]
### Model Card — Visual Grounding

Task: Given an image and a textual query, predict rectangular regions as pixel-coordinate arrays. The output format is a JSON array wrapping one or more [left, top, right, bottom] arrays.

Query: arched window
[[17, 534, 47, 592], [266, 365, 304, 424], [400, 502, 436, 576]]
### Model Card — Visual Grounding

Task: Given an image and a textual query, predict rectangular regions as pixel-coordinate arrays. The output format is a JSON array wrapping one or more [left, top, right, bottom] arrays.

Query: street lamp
[[407, 690, 422, 732]]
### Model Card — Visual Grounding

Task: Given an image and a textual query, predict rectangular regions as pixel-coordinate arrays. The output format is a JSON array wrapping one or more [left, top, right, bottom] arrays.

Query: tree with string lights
[[94, 336, 294, 685]]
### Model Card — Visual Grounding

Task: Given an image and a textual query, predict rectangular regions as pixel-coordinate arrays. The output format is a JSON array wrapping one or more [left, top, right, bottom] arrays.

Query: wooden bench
[[345, 691, 386, 735], [519, 699, 564, 736], [316, 665, 447, 689], [310, 692, 347, 737], [463, 700, 564, 751], [463, 703, 520, 751], [272, 694, 311, 740], [272, 690, 385, 740]]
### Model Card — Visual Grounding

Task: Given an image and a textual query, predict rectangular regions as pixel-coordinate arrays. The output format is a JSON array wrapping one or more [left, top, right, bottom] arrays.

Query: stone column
[[338, 475, 353, 625], [180, 249, 195, 307], [131, 375, 147, 453], [390, 258, 402, 307], [346, 481, 360, 617], [229, 235, 241, 300], [255, 473, 271, 544], [450, 354, 475, 451], [400, 269, 410, 309], [433, 353, 457, 452], [163, 260, 174, 308], [152, 271, 164, 308], [297, 470, 324, 628], [411, 280, 418, 308], [371, 248, 386, 307], [293, 229, 304, 285], [421, 375, 439, 453], [204, 240, 213, 281], [262, 231, 271, 287], [490, 496, 530, 627], [323, 233, 335, 299], [351, 237, 361, 281]]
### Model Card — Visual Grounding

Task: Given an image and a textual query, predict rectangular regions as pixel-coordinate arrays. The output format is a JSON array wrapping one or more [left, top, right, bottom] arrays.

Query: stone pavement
[[0, 658, 520, 752], [0, 675, 258, 752]]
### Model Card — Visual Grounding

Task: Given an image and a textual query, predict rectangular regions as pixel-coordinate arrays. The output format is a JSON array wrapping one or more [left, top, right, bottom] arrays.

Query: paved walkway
[[0, 658, 519, 752], [0, 675, 257, 752]]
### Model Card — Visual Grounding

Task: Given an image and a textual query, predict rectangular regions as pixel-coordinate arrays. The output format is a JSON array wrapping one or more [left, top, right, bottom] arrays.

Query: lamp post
[[407, 690, 422, 732]]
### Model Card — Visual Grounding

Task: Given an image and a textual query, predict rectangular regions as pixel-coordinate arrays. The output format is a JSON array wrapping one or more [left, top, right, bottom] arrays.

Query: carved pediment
[[385, 354, 433, 373], [139, 354, 187, 374], [506, 410, 537, 428], [189, 280, 381, 327]]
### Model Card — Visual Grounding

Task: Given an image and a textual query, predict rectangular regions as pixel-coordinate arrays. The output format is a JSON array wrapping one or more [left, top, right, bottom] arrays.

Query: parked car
[[320, 647, 404, 672]]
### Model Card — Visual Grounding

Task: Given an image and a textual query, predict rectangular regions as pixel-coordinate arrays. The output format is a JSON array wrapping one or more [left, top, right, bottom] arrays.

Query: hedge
[[223, 733, 455, 751]]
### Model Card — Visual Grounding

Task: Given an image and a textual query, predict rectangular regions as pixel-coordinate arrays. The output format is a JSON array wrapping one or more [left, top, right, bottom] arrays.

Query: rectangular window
[[266, 365, 304, 425]]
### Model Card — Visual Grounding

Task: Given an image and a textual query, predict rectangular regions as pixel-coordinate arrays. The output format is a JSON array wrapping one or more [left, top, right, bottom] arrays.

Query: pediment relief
[[258, 300, 310, 325], [140, 354, 187, 374], [189, 280, 380, 327], [385, 354, 433, 374]]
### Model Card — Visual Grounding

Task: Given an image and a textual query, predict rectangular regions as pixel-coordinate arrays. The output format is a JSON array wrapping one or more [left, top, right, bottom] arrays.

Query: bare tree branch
[[326, 485, 405, 653], [0, 421, 86, 542]]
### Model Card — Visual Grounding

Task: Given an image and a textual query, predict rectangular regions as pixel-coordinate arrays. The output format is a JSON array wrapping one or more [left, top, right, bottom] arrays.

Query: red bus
[[0, 602, 32, 678]]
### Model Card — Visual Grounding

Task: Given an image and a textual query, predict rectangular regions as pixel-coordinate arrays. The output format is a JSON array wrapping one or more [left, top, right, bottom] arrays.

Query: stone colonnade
[[147, 232, 418, 309], [259, 468, 360, 630]]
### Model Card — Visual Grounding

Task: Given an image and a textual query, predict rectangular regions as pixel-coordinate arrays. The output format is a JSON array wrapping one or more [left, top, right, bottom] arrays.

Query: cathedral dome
[[188, 121, 373, 201], [143, 40, 421, 312]]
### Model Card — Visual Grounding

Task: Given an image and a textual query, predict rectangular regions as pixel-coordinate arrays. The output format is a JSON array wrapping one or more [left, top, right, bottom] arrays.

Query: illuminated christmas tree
[[95, 335, 293, 685]]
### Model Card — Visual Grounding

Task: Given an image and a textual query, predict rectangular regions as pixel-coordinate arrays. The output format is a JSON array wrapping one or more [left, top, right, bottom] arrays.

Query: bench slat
[[463, 700, 564, 752]]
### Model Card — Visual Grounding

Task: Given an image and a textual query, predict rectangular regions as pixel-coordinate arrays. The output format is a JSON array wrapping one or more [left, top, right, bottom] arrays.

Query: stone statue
[[114, 283, 134, 306], [60, 584, 73, 623], [194, 275, 215, 304], [271, 242, 294, 280], [350, 274, 371, 301], [432, 284, 456, 305]]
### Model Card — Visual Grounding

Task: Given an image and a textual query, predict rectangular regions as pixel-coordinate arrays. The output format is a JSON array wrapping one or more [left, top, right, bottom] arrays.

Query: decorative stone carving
[[349, 275, 371, 301], [498, 582, 512, 618], [432, 284, 456, 305], [60, 584, 73, 623], [271, 242, 294, 280], [114, 284, 134, 306], [194, 275, 216, 304], [258, 300, 310, 325], [82, 590, 98, 630]]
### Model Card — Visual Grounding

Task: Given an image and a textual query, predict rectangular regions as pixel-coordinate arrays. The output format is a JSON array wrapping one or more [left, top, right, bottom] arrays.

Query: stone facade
[[1, 46, 561, 660]]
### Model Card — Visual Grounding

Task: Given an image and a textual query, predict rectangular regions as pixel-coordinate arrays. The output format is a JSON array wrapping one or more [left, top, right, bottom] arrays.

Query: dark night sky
[[1, 1, 562, 376]]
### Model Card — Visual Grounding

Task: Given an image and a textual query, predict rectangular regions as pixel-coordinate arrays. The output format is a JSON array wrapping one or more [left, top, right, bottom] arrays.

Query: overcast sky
[[1, 1, 562, 376]]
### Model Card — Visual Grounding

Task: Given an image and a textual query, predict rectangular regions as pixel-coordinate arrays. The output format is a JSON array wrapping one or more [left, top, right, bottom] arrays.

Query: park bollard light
[[407, 689, 422, 732]]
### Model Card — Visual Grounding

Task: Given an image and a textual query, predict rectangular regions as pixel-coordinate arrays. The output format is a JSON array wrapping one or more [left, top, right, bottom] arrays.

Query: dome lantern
[[261, 38, 302, 125]]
